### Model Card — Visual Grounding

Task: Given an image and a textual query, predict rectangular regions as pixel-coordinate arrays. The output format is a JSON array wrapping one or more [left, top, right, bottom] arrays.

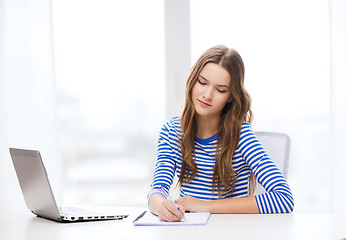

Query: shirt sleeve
[[237, 123, 294, 213], [147, 120, 177, 202]]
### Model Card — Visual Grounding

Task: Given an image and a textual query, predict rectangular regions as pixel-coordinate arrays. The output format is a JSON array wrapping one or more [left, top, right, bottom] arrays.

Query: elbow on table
[[256, 193, 295, 214], [280, 195, 294, 214], [286, 199, 294, 213]]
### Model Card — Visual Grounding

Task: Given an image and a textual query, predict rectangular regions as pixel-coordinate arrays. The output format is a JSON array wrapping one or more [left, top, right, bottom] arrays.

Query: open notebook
[[133, 211, 211, 226]]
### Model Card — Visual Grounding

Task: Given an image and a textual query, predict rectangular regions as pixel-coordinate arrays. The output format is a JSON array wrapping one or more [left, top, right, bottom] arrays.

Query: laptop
[[9, 148, 128, 223]]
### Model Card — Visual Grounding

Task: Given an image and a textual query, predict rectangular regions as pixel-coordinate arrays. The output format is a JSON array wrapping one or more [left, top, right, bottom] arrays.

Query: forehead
[[199, 63, 231, 85]]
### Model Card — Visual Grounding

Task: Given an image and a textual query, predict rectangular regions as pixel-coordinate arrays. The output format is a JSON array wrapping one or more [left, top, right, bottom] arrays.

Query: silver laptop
[[9, 148, 128, 223]]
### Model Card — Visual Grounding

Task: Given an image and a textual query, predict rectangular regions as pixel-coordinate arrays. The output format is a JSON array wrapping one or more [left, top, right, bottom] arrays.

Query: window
[[52, 0, 164, 206], [190, 0, 330, 212], [53, 0, 331, 211]]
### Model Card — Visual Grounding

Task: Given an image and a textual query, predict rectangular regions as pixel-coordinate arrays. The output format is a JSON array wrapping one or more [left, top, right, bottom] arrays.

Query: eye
[[197, 78, 207, 85], [217, 89, 227, 93]]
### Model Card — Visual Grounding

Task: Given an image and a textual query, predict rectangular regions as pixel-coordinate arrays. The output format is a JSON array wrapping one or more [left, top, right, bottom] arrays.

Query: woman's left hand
[[174, 195, 209, 212]]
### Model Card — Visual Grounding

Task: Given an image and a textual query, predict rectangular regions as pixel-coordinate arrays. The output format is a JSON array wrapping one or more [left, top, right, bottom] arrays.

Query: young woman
[[148, 45, 294, 222]]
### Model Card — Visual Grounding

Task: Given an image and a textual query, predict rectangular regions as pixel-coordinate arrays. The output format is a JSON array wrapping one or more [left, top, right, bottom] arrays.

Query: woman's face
[[192, 63, 231, 120]]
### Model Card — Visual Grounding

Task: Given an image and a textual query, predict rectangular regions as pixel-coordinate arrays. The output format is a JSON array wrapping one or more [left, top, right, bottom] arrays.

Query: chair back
[[253, 131, 291, 195]]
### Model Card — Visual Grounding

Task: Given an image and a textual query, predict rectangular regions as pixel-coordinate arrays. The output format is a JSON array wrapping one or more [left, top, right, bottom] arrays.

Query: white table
[[1, 207, 345, 240]]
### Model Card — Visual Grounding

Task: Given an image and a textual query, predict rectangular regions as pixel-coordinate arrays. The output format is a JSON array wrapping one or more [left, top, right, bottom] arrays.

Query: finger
[[166, 202, 185, 220], [176, 205, 186, 216], [160, 209, 181, 222], [175, 198, 191, 213], [160, 201, 183, 222], [174, 197, 184, 205], [158, 207, 175, 222]]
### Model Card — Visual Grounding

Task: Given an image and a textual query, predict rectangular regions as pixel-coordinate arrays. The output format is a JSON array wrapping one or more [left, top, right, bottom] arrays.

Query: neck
[[195, 115, 219, 139]]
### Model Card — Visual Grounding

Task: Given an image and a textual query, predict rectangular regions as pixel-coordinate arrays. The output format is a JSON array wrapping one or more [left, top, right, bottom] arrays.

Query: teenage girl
[[148, 45, 294, 222]]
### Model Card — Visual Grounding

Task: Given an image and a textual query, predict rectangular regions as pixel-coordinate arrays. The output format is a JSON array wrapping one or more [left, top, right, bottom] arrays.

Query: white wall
[[164, 0, 191, 118], [189, 0, 330, 212], [330, 0, 346, 213], [0, 0, 60, 216]]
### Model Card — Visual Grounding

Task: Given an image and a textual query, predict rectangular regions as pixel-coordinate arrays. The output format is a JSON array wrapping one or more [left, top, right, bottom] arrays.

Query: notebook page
[[133, 211, 211, 226]]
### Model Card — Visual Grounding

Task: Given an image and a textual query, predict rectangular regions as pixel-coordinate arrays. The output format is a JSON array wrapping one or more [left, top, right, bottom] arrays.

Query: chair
[[253, 131, 291, 195]]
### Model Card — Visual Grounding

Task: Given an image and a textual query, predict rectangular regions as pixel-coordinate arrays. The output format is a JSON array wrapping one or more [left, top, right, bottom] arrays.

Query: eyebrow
[[198, 75, 230, 88]]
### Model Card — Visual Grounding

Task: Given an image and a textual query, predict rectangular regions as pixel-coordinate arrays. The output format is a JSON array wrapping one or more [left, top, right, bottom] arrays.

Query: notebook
[[133, 211, 211, 226], [9, 148, 128, 223]]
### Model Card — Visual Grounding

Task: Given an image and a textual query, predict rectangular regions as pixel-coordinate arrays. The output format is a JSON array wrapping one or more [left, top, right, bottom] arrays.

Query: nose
[[203, 87, 213, 101]]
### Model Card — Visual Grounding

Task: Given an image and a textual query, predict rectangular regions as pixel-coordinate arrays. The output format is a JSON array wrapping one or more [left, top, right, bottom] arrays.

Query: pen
[[160, 186, 185, 220]]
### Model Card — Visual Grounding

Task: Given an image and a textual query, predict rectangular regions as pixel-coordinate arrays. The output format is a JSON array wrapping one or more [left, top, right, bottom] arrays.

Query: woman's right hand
[[148, 193, 185, 222]]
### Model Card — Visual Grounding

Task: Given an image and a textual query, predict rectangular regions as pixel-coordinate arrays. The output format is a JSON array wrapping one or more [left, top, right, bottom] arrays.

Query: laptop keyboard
[[59, 207, 98, 216]]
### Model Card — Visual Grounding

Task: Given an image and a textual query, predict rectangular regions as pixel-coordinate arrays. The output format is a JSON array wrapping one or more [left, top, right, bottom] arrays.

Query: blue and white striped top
[[148, 117, 294, 214]]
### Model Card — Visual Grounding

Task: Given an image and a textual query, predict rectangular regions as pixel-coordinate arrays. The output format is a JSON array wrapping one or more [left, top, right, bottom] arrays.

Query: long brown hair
[[179, 45, 254, 198]]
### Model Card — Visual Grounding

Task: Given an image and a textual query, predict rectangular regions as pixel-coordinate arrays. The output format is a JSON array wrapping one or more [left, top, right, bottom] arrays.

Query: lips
[[198, 99, 211, 107]]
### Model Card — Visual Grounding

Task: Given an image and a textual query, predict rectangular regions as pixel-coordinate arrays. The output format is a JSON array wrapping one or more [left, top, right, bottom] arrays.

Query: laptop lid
[[9, 148, 61, 220], [9, 148, 129, 222]]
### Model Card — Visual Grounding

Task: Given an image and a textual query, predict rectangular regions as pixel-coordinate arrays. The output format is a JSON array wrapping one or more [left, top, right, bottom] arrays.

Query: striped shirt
[[149, 117, 294, 214]]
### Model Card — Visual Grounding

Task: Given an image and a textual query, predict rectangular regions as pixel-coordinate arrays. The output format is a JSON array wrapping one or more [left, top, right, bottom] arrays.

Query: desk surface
[[1, 207, 346, 240]]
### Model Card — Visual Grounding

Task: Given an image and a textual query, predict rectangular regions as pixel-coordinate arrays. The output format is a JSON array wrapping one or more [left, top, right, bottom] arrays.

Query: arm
[[239, 124, 294, 213], [177, 123, 293, 214], [175, 195, 259, 213], [147, 118, 185, 221]]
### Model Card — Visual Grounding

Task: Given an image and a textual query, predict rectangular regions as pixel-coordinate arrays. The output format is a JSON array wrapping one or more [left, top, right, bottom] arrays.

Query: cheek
[[191, 83, 199, 98], [215, 95, 231, 108]]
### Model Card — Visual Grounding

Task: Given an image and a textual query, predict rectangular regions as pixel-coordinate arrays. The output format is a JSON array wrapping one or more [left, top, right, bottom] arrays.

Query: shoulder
[[238, 121, 257, 146], [240, 121, 253, 135], [162, 116, 181, 130], [160, 116, 182, 137]]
